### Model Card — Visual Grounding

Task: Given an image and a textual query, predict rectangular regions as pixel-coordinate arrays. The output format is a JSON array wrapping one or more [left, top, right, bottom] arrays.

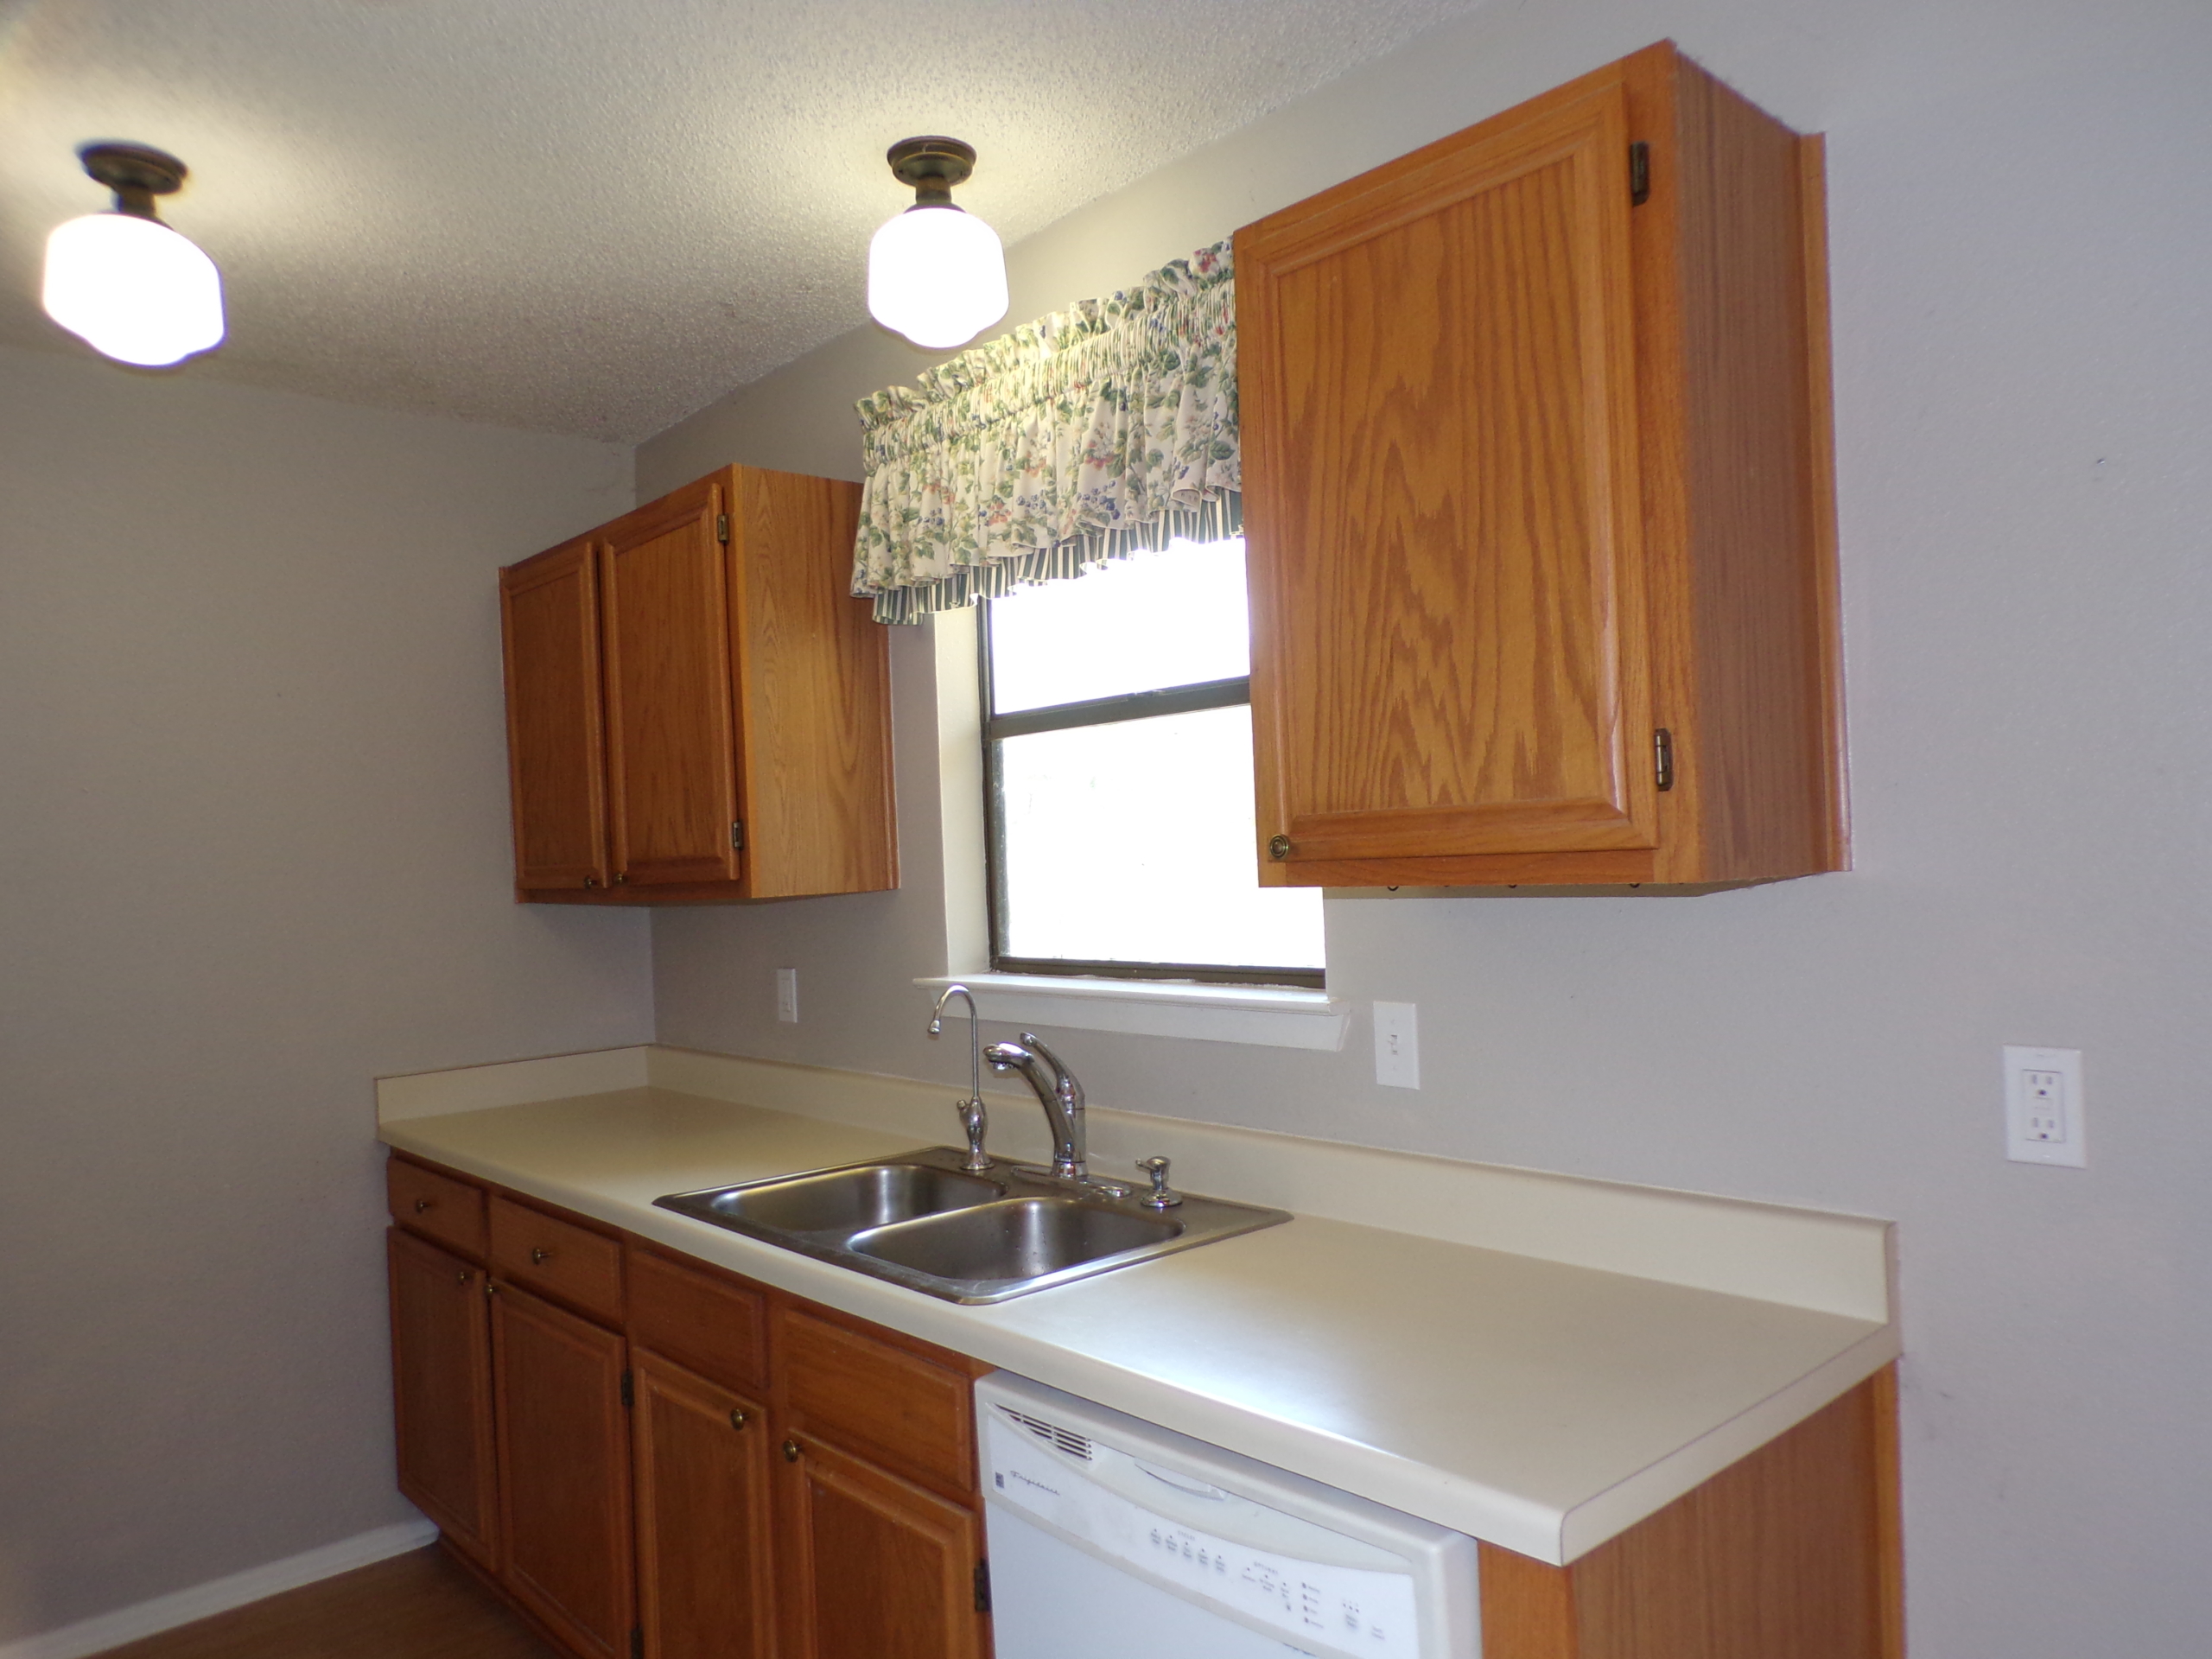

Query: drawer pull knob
[[781, 1439, 801, 1463], [414, 1198, 432, 1213], [454, 1271, 469, 1287], [729, 1409, 749, 1432], [530, 1247, 553, 1265]]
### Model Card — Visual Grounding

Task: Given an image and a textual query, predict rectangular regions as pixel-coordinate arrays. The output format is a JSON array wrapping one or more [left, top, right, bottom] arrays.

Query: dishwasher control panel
[[984, 1412, 1423, 1659]]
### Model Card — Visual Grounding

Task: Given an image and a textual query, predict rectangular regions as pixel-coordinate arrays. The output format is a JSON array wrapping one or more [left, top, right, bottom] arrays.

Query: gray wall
[[0, 346, 654, 1640], [641, 0, 2212, 1653]]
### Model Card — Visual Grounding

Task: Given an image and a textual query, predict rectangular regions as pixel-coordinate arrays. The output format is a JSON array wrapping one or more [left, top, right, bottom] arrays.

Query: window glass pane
[[988, 540, 1251, 714], [995, 704, 1325, 970]]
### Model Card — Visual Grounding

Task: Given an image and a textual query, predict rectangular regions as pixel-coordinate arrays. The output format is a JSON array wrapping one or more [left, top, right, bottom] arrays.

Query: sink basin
[[851, 1198, 1182, 1283], [684, 1162, 1002, 1235], [655, 1146, 1288, 1303]]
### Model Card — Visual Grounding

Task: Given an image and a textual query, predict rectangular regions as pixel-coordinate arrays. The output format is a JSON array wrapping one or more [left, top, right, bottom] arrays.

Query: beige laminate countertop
[[377, 1050, 1897, 1565]]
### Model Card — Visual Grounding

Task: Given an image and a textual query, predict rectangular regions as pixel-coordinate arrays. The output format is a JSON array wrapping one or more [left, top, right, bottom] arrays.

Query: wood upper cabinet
[[499, 535, 609, 892], [499, 464, 896, 904], [1238, 41, 1844, 888], [491, 1282, 635, 1659], [386, 1228, 499, 1572]]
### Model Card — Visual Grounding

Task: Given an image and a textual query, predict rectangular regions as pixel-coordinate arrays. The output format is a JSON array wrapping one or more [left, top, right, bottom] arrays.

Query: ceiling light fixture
[[43, 143, 226, 368], [867, 137, 1007, 352]]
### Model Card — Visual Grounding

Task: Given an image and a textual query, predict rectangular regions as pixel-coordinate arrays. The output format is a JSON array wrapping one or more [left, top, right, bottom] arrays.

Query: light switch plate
[[2004, 1045, 2084, 1166], [776, 968, 799, 1024], [1374, 1001, 1420, 1089]]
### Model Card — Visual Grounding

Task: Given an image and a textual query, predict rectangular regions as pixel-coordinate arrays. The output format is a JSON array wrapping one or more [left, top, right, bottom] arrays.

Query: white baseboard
[[0, 1519, 438, 1659]]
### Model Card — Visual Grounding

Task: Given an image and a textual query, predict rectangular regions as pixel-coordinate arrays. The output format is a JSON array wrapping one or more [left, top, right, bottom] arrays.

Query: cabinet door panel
[[1242, 79, 1656, 863], [781, 1436, 984, 1659], [601, 480, 741, 887], [633, 1352, 774, 1659], [500, 536, 610, 890], [493, 1284, 633, 1659], [387, 1229, 499, 1571]]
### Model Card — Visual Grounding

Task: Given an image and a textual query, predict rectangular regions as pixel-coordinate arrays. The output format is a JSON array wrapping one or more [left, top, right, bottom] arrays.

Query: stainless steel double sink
[[655, 1146, 1290, 1303]]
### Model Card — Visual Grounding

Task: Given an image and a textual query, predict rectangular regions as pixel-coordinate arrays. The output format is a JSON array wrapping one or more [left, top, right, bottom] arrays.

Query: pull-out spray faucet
[[926, 984, 991, 1171], [983, 1032, 1088, 1183]]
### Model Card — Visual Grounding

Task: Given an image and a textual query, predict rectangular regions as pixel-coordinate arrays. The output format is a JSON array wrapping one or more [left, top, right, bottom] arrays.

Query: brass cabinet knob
[[454, 1271, 470, 1288], [529, 1247, 552, 1265], [1268, 834, 1291, 860], [583, 875, 599, 888], [414, 1198, 432, 1212], [729, 1409, 749, 1432], [613, 871, 628, 885], [781, 1439, 801, 1463]]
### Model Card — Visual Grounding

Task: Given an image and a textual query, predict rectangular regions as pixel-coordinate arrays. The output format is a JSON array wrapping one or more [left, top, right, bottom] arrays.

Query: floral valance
[[850, 239, 1239, 625]]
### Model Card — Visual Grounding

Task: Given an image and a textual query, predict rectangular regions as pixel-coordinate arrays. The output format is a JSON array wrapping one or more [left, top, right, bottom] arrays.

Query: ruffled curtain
[[850, 239, 1239, 625]]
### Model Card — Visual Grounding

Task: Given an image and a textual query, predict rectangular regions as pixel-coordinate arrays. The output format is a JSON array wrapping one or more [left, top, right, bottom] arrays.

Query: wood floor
[[97, 1548, 557, 1659]]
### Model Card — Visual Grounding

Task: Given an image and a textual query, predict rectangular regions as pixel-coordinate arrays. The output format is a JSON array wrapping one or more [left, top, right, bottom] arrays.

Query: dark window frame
[[979, 597, 1325, 991]]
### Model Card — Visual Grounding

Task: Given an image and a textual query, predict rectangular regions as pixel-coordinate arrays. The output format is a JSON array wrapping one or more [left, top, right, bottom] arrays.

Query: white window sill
[[915, 973, 1347, 1052]]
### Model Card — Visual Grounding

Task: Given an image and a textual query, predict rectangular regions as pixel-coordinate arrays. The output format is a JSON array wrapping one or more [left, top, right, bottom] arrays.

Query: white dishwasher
[[976, 1372, 1481, 1659]]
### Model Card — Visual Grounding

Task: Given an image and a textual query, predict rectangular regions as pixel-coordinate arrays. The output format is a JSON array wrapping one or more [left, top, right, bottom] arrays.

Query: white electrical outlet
[[1374, 1001, 1420, 1089], [2004, 1046, 2084, 1166], [775, 968, 799, 1024]]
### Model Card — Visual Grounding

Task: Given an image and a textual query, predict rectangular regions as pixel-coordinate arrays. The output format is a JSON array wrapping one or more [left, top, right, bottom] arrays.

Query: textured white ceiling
[[0, 0, 1484, 442]]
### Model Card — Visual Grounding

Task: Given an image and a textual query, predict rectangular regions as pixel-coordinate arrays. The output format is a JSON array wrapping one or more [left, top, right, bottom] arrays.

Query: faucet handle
[[1135, 1156, 1182, 1209], [954, 1096, 990, 1173]]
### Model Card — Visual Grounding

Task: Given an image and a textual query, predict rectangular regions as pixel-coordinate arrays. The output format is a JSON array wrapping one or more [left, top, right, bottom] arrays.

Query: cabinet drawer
[[627, 1246, 767, 1395], [779, 1308, 975, 1496], [388, 1158, 487, 1259], [490, 1196, 624, 1324]]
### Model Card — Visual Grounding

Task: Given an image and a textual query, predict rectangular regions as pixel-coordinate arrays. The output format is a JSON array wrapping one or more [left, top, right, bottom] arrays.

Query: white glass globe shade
[[868, 203, 1008, 351], [42, 211, 226, 368]]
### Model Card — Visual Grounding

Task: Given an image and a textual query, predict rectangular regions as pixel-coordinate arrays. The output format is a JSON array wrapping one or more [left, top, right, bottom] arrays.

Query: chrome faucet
[[927, 983, 991, 1172], [984, 1032, 1088, 1183]]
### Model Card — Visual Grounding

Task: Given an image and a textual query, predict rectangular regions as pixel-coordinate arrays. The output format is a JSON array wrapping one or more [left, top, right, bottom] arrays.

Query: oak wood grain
[[626, 1243, 768, 1395], [491, 1284, 634, 1659], [727, 466, 897, 899], [632, 1351, 775, 1659], [1479, 1368, 1897, 1659], [777, 1306, 977, 1501], [500, 537, 610, 892], [1241, 41, 1843, 888], [387, 1229, 499, 1573], [1241, 70, 1656, 864], [388, 1155, 489, 1260], [600, 477, 741, 887], [777, 1433, 985, 1659], [490, 1195, 625, 1325]]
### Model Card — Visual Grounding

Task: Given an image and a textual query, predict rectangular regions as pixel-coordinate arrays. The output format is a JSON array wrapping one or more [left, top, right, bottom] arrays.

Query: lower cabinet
[[492, 1282, 636, 1659], [779, 1433, 987, 1659], [386, 1227, 499, 1571], [632, 1351, 774, 1659], [385, 1154, 991, 1659]]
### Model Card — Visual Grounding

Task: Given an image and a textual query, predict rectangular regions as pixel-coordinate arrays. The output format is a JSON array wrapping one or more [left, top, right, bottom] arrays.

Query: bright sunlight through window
[[983, 540, 1325, 985]]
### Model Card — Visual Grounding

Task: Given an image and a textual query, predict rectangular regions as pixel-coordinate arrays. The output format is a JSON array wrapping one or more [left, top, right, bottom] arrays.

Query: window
[[981, 540, 1325, 988]]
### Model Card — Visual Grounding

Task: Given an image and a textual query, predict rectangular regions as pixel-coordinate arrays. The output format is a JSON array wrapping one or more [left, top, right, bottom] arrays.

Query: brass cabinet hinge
[[974, 1560, 992, 1614], [730, 820, 745, 852], [620, 1370, 633, 1409], [715, 512, 729, 544], [1654, 728, 1675, 791], [1630, 141, 1650, 206], [631, 1627, 644, 1659]]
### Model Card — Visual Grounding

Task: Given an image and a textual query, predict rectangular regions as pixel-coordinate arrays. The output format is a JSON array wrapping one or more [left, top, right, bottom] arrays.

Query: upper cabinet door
[[727, 468, 896, 900], [600, 478, 742, 887], [1239, 77, 1656, 866], [500, 536, 611, 891]]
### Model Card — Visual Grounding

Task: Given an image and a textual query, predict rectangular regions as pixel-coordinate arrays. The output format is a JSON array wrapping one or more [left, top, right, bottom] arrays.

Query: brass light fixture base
[[887, 136, 976, 205], [79, 142, 188, 219]]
